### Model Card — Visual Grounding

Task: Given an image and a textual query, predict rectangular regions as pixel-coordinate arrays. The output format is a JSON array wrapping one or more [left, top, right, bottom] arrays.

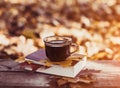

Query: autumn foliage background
[[0, 0, 120, 60]]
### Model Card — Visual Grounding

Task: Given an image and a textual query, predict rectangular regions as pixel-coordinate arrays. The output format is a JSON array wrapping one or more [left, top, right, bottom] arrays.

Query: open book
[[25, 49, 87, 78]]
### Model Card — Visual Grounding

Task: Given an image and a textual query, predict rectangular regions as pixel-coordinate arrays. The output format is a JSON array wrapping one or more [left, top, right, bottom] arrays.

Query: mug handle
[[70, 43, 79, 54]]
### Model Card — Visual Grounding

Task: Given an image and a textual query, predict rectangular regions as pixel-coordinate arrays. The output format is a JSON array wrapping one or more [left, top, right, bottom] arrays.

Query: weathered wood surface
[[86, 60, 120, 88], [1, 59, 120, 88]]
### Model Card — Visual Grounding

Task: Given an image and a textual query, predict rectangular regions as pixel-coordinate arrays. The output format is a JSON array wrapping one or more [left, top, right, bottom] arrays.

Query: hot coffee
[[45, 40, 70, 61], [44, 36, 78, 62]]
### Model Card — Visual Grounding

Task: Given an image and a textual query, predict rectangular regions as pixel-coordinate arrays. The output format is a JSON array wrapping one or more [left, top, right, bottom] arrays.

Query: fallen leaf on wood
[[15, 56, 25, 63], [57, 79, 68, 86]]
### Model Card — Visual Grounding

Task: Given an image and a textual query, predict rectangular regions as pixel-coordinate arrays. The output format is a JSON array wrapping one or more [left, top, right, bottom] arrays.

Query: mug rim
[[43, 36, 72, 43]]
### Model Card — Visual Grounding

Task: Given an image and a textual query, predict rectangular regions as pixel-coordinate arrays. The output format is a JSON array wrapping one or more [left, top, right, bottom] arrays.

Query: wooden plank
[[86, 60, 120, 88], [0, 71, 50, 88], [1, 60, 120, 88]]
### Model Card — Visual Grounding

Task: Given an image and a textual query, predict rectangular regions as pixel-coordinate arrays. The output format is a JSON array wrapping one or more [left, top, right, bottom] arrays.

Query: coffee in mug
[[44, 36, 78, 62]]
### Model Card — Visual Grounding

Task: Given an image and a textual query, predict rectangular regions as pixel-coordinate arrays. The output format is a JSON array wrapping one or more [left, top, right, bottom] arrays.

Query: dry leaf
[[22, 29, 36, 39], [15, 56, 25, 63], [38, 54, 83, 67], [90, 52, 108, 60], [26, 60, 33, 64], [59, 71, 96, 84], [57, 79, 68, 86], [69, 83, 83, 88]]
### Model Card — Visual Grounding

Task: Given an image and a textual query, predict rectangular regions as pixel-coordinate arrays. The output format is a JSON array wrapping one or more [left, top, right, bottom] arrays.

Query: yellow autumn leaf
[[39, 58, 73, 67], [90, 52, 108, 60], [39, 59, 47, 63], [15, 56, 25, 63], [22, 29, 36, 39], [38, 54, 84, 67], [26, 60, 32, 64], [45, 61, 53, 67], [52, 60, 72, 67]]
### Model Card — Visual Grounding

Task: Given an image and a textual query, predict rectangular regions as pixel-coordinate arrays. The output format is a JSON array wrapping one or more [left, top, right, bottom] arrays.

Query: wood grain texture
[[1, 60, 120, 88]]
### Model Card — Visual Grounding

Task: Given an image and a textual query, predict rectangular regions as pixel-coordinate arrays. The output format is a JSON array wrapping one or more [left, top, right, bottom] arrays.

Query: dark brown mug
[[44, 36, 78, 62]]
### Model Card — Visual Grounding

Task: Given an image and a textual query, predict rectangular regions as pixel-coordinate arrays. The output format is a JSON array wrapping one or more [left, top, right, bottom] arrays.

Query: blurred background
[[0, 0, 120, 61]]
